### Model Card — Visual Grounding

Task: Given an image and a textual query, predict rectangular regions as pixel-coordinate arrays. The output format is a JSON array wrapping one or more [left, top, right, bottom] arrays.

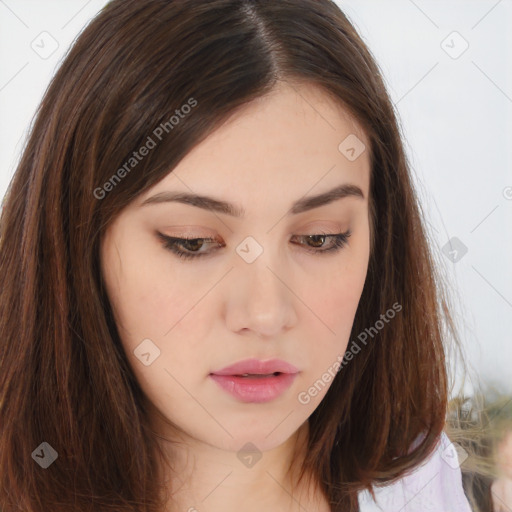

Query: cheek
[[101, 239, 214, 396], [101, 248, 200, 402], [306, 254, 368, 334], [304, 280, 363, 358], [102, 234, 199, 342], [294, 271, 366, 409], [299, 256, 368, 389], [297, 244, 369, 388]]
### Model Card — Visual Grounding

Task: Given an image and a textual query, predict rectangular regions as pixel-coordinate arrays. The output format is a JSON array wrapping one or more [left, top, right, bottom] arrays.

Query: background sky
[[1, 0, 511, 398]]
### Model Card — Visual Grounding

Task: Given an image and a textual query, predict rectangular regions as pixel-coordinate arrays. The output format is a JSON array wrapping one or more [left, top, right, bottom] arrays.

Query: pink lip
[[210, 358, 299, 403], [211, 358, 299, 376]]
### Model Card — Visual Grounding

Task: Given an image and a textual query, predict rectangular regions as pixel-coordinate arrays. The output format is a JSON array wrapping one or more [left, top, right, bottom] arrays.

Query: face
[[100, 81, 371, 454]]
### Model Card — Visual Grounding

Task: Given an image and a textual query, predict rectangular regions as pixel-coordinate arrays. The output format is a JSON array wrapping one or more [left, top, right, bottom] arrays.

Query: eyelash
[[157, 230, 351, 260]]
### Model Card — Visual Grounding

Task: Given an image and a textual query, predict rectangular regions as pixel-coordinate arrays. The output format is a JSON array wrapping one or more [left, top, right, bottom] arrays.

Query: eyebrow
[[140, 183, 364, 217]]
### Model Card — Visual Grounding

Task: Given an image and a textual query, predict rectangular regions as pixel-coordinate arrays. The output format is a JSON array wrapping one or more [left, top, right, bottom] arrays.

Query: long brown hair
[[0, 0, 469, 510]]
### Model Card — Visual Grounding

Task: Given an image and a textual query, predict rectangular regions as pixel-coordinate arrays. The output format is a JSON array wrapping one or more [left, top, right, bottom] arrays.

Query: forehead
[[138, 82, 370, 209]]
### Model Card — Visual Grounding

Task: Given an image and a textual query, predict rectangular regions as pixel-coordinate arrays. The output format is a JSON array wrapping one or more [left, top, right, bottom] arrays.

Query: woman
[[0, 1, 475, 510]]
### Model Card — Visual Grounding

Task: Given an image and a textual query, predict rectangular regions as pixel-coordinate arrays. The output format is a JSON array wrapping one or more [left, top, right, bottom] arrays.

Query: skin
[[491, 430, 512, 511], [100, 81, 371, 512]]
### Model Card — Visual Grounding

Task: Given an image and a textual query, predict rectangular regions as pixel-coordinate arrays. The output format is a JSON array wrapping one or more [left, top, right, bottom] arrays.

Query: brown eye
[[178, 238, 206, 252], [291, 231, 351, 254], [157, 230, 351, 261], [305, 234, 328, 248], [157, 233, 223, 260]]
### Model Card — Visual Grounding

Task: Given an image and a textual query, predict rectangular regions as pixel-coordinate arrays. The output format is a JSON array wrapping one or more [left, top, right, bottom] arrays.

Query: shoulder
[[358, 431, 472, 511]]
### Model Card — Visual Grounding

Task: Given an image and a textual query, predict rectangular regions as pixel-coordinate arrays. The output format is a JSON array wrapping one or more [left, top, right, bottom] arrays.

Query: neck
[[148, 410, 328, 512]]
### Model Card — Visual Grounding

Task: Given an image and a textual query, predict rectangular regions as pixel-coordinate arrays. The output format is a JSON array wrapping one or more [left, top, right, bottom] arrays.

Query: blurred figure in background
[[492, 427, 512, 511], [446, 388, 512, 512]]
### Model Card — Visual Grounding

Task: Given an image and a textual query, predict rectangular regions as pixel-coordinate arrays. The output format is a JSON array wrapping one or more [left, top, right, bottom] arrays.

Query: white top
[[358, 431, 472, 511]]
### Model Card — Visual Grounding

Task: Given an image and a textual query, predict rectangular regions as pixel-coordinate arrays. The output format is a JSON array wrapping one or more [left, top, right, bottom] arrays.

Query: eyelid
[[160, 226, 217, 238], [157, 228, 345, 243], [156, 229, 351, 261], [160, 221, 346, 238]]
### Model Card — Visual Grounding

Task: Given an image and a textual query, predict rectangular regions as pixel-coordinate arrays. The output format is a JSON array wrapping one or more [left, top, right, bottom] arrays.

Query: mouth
[[210, 358, 299, 377], [209, 358, 299, 403], [233, 372, 283, 378], [209, 369, 298, 403]]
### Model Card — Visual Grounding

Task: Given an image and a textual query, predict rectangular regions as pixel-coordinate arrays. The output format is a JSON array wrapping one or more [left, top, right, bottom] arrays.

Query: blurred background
[[1, 1, 511, 510]]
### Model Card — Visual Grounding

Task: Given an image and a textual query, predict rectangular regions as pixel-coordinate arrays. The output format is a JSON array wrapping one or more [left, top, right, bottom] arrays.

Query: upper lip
[[210, 358, 299, 376]]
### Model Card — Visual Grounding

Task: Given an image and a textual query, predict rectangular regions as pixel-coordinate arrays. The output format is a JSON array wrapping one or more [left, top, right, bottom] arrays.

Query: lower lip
[[209, 373, 298, 403]]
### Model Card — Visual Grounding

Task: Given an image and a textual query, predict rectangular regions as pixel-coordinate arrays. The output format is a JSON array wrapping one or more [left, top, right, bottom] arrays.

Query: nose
[[224, 253, 298, 338]]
